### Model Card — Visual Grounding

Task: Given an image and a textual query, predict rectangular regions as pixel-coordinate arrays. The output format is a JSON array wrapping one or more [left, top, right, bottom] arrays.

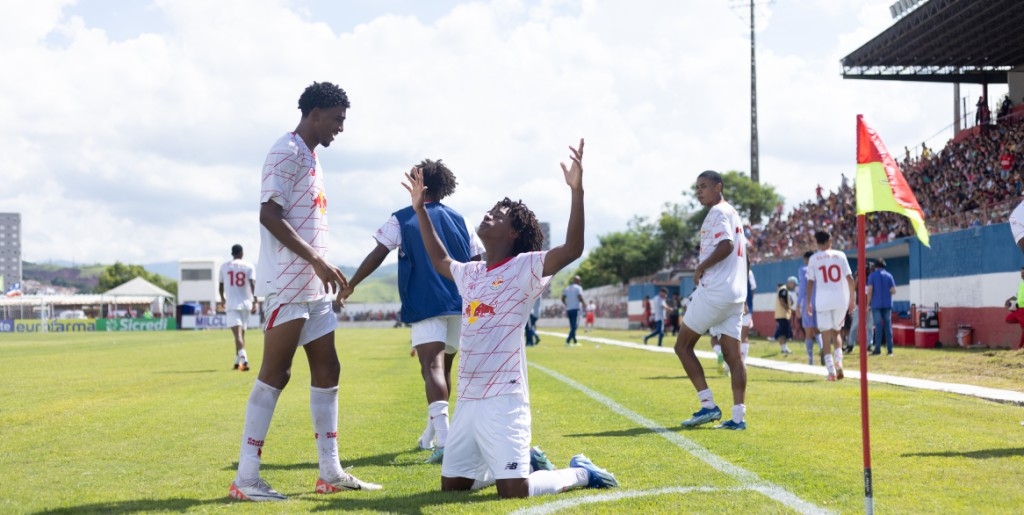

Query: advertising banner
[[96, 318, 176, 332], [0, 319, 97, 332]]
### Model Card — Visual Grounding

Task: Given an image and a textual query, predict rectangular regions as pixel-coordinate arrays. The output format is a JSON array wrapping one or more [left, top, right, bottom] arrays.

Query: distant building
[[178, 258, 219, 310], [0, 213, 22, 289], [540, 222, 550, 251]]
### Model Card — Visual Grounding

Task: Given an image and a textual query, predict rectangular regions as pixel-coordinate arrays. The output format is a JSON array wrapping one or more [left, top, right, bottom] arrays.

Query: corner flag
[[855, 115, 930, 246]]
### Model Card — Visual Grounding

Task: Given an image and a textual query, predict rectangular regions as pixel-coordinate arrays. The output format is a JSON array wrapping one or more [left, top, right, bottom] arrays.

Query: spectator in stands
[[867, 259, 896, 356], [998, 95, 1013, 123]]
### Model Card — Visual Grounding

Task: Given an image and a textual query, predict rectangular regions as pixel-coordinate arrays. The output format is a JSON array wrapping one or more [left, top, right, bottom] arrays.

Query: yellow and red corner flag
[[856, 114, 930, 246]]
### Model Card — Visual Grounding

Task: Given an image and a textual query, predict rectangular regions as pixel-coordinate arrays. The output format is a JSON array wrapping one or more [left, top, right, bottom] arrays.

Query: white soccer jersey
[[374, 213, 485, 256], [450, 251, 550, 403], [220, 259, 256, 310], [697, 201, 747, 304], [805, 249, 853, 311], [256, 132, 330, 303], [1010, 199, 1024, 245]]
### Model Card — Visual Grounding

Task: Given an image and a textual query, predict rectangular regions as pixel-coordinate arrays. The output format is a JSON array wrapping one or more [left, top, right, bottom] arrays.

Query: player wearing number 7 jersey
[[804, 230, 854, 381], [220, 244, 258, 371]]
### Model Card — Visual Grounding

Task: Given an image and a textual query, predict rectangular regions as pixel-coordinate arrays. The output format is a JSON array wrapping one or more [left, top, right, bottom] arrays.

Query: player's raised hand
[[403, 167, 427, 211], [560, 137, 585, 190]]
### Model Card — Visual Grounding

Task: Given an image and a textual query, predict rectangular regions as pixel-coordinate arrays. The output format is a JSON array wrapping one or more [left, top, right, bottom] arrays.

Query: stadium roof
[[841, 0, 1024, 84]]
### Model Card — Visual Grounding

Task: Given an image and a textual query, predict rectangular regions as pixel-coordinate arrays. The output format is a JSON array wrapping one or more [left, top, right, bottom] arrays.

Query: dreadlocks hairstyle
[[298, 82, 350, 117], [495, 197, 543, 255], [417, 159, 458, 200]]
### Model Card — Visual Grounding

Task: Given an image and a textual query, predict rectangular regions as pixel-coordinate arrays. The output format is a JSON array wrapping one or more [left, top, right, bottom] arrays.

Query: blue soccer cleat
[[424, 447, 444, 464], [714, 420, 747, 430], [569, 454, 619, 488], [680, 406, 722, 428]]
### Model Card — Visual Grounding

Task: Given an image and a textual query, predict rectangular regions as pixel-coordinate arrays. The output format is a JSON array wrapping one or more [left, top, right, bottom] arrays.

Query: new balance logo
[[504, 462, 519, 470]]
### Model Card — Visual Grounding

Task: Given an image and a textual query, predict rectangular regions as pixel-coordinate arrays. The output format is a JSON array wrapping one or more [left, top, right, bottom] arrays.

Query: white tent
[[102, 277, 175, 316]]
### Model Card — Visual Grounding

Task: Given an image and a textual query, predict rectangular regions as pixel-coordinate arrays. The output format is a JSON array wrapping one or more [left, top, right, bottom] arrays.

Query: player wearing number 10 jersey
[[804, 230, 854, 381], [220, 244, 257, 371]]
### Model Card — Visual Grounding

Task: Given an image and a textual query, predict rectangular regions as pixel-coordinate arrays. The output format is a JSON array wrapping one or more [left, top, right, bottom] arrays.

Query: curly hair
[[417, 159, 458, 200], [494, 197, 543, 255], [298, 82, 350, 116]]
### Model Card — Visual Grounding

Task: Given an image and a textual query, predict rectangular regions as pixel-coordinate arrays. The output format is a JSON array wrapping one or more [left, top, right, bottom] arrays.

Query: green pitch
[[1, 328, 1022, 514]]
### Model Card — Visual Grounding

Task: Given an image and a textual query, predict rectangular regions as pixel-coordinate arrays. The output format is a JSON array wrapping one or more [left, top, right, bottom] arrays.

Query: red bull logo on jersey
[[490, 277, 505, 290], [312, 190, 327, 214], [465, 299, 496, 324]]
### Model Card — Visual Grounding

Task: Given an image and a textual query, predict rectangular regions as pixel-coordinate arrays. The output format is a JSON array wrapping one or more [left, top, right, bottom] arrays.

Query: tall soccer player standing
[[219, 244, 257, 371], [804, 230, 855, 382], [406, 138, 619, 498], [340, 159, 485, 464], [228, 82, 382, 502], [676, 171, 749, 430]]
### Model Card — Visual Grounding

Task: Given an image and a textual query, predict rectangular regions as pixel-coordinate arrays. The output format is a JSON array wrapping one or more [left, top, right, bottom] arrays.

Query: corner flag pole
[[857, 213, 874, 515]]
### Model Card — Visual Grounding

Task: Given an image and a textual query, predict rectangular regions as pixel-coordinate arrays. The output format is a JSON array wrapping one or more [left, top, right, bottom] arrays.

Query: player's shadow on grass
[[306, 487, 515, 514], [565, 426, 676, 438], [759, 378, 820, 384], [34, 497, 225, 514], [223, 449, 424, 472], [154, 369, 219, 374], [902, 447, 1024, 459], [641, 375, 689, 381]]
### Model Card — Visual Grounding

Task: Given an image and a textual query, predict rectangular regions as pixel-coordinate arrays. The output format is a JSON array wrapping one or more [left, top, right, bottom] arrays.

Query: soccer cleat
[[826, 374, 836, 381], [835, 364, 844, 380], [315, 472, 383, 493], [530, 446, 555, 472], [716, 353, 724, 369], [425, 447, 444, 464], [239, 361, 250, 372], [417, 436, 434, 451], [569, 454, 619, 488], [714, 420, 747, 430], [680, 406, 722, 428], [229, 478, 287, 502], [233, 363, 240, 370]]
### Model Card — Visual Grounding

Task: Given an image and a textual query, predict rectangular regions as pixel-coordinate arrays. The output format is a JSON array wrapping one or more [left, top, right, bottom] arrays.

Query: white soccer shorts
[[262, 293, 337, 346], [441, 395, 532, 481], [410, 315, 461, 354], [816, 307, 847, 332], [681, 288, 743, 341], [225, 309, 249, 329]]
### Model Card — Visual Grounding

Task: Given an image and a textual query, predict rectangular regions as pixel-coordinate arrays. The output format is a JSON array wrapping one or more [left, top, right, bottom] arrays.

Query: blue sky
[[1, 0, 1006, 268]]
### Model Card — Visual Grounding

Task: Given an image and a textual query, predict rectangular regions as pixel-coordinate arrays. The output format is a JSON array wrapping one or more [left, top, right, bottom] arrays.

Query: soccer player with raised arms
[[675, 170, 749, 430], [404, 138, 619, 498], [228, 82, 381, 502]]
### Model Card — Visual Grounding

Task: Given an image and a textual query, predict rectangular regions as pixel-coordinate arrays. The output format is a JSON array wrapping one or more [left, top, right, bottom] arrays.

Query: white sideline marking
[[528, 362, 834, 515], [509, 486, 737, 515], [540, 331, 1024, 405]]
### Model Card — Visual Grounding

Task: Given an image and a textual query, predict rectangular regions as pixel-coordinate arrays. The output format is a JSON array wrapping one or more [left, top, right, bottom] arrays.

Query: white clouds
[[0, 0, 994, 269]]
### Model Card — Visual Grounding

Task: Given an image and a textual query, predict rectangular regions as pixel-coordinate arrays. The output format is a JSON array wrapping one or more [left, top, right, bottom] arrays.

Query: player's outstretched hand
[[560, 137, 584, 190], [403, 167, 427, 211]]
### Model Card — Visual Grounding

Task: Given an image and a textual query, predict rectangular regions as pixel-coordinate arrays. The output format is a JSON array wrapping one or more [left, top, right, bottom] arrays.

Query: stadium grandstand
[[748, 0, 1024, 263]]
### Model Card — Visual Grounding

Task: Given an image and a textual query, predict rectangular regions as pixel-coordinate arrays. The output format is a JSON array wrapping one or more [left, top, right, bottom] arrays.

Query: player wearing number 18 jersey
[[220, 244, 257, 371], [804, 230, 854, 381]]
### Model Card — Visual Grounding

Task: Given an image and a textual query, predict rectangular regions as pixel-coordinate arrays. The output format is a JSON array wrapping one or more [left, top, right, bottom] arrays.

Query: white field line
[[526, 362, 835, 515], [540, 330, 1024, 405], [508, 486, 741, 515]]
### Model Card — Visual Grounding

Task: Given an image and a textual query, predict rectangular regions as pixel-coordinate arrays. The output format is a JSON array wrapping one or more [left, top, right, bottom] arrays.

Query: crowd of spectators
[[748, 110, 1024, 263], [339, 309, 399, 322]]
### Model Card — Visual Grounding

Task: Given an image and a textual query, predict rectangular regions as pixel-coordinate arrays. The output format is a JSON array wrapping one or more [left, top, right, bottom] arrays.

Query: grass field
[[2, 327, 1023, 514]]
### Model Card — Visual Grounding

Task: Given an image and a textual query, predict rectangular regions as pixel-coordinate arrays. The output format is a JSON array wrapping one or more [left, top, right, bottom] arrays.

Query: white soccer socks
[[697, 388, 716, 410], [528, 468, 588, 496], [731, 404, 746, 424], [236, 380, 282, 484], [428, 401, 450, 448], [310, 385, 344, 481]]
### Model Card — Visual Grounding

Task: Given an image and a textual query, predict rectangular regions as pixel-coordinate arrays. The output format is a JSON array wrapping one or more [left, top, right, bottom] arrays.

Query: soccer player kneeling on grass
[[805, 230, 855, 382], [404, 138, 619, 498], [675, 171, 749, 431]]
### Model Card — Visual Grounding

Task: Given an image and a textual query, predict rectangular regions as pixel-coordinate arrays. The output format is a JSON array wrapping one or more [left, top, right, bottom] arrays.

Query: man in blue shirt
[[866, 258, 897, 356]]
